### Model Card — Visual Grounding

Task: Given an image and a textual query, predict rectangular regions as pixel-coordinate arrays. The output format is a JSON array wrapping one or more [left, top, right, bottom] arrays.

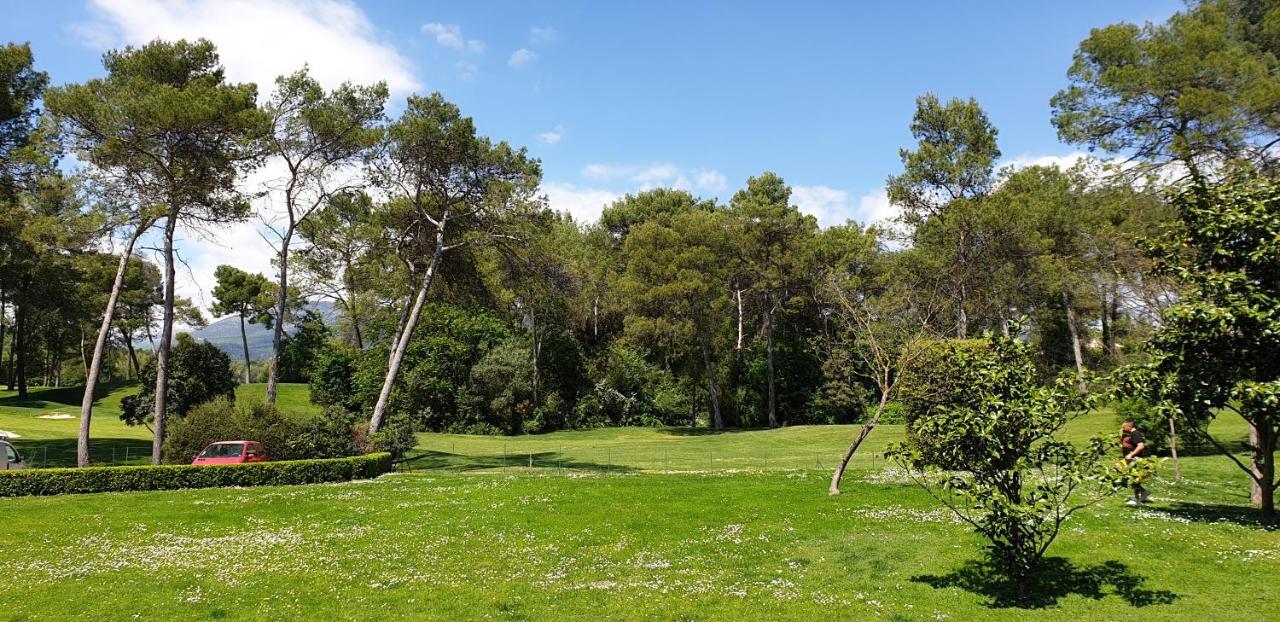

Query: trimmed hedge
[[0, 452, 393, 497]]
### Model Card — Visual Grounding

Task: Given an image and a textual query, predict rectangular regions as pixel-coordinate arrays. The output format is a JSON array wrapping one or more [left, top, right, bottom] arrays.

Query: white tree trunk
[[78, 223, 147, 467], [369, 228, 446, 434], [151, 217, 178, 465], [830, 389, 890, 495]]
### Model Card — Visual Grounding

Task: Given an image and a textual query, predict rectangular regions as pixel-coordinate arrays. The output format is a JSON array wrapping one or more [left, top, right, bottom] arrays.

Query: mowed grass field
[[1, 384, 1277, 620]]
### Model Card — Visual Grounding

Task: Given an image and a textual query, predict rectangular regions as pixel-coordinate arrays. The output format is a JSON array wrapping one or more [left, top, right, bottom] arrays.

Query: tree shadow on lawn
[[913, 557, 1177, 609], [657, 427, 754, 437], [1152, 501, 1278, 530], [398, 450, 640, 473], [0, 383, 131, 410]]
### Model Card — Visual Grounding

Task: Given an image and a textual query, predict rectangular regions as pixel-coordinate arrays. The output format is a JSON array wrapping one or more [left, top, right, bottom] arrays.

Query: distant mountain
[[138, 300, 339, 361]]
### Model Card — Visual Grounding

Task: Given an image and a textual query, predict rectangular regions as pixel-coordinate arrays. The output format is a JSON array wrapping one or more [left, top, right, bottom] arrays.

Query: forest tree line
[[0, 0, 1276, 488]]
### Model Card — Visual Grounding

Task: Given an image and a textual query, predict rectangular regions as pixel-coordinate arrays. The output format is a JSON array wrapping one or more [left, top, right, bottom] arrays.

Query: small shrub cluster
[[0, 453, 393, 497]]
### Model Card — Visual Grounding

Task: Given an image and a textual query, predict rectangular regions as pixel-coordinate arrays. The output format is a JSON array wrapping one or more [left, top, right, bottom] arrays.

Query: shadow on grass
[[657, 427, 754, 437], [10, 437, 153, 468], [398, 450, 639, 473], [1151, 501, 1278, 530], [0, 383, 133, 410], [913, 557, 1176, 609]]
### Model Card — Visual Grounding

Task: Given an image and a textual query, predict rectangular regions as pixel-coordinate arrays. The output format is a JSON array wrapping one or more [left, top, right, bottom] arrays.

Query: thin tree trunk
[[266, 227, 294, 405], [699, 339, 723, 430], [370, 228, 446, 434], [592, 295, 600, 339], [955, 303, 968, 339], [151, 216, 178, 465], [79, 330, 87, 377], [0, 290, 6, 388], [735, 288, 744, 350], [14, 303, 26, 398], [78, 224, 145, 467], [765, 304, 778, 428], [1063, 290, 1086, 391], [830, 388, 890, 495], [530, 312, 541, 406], [121, 326, 139, 381], [239, 312, 252, 383], [1168, 417, 1181, 483]]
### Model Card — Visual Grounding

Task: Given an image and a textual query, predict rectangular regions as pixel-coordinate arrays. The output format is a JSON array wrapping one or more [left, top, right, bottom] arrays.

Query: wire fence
[[395, 443, 886, 475]]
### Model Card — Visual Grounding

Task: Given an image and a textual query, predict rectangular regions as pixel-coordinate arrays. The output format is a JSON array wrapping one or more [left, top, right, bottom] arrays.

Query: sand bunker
[[36, 413, 74, 420], [0, 430, 20, 438]]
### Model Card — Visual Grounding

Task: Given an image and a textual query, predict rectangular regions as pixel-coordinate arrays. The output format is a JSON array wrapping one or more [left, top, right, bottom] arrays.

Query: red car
[[192, 441, 268, 465]]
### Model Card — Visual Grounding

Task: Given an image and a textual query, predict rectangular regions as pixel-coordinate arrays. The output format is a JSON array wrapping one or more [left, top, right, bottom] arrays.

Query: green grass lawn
[[1, 383, 1275, 620]]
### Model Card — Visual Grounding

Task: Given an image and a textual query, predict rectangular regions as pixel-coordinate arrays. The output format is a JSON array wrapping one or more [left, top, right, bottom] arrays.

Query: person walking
[[1121, 419, 1150, 505]]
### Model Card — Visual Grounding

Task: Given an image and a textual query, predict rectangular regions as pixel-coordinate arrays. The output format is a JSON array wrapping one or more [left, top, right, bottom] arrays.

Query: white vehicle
[[1, 437, 26, 470]]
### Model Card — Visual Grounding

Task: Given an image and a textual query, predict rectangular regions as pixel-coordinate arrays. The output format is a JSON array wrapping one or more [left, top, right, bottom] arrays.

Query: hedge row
[[0, 452, 393, 497]]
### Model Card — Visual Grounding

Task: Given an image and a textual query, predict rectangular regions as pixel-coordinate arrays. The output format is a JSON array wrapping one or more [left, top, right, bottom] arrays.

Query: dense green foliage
[[0, 452, 391, 497], [120, 334, 238, 427], [1118, 173, 1280, 519]]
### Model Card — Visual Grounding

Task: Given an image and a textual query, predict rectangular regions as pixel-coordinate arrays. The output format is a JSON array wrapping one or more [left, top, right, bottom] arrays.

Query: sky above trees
[[2, 0, 1182, 313]]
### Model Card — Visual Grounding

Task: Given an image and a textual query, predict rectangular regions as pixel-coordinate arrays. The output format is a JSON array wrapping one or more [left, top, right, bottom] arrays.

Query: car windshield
[[199, 443, 243, 458]]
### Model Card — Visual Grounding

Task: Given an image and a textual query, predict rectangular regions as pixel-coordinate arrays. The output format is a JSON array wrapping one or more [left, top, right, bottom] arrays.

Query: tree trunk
[[765, 304, 778, 428], [1063, 290, 1086, 392], [266, 227, 294, 405], [1168, 417, 1181, 483], [1249, 422, 1276, 521], [370, 228, 446, 434], [592, 295, 599, 339], [78, 225, 145, 467], [699, 339, 723, 430], [830, 388, 890, 495], [530, 311, 541, 406], [0, 291, 7, 388], [151, 216, 179, 465], [735, 288, 744, 350], [955, 303, 968, 339], [1100, 289, 1112, 359], [14, 303, 26, 398], [121, 326, 139, 381], [239, 312, 252, 383]]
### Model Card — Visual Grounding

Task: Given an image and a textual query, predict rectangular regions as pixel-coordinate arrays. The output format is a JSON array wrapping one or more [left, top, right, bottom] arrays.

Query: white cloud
[[695, 169, 727, 193], [529, 26, 558, 45], [541, 182, 619, 224], [83, 0, 421, 96], [631, 163, 683, 185], [508, 48, 537, 68], [792, 185, 851, 228], [791, 185, 898, 228], [538, 124, 565, 144], [420, 22, 484, 53], [999, 151, 1089, 173]]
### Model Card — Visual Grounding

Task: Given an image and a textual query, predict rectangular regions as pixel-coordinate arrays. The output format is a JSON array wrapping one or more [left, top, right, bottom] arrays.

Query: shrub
[[366, 412, 415, 460], [290, 407, 361, 459], [896, 338, 988, 461], [888, 334, 1141, 601], [877, 401, 906, 425], [161, 397, 306, 464], [0, 453, 393, 497], [121, 333, 238, 426]]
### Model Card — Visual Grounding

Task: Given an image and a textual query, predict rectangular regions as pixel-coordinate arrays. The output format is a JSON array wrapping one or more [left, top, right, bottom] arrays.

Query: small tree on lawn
[[826, 284, 936, 495], [887, 333, 1145, 601], [1120, 173, 1280, 521], [211, 265, 269, 383]]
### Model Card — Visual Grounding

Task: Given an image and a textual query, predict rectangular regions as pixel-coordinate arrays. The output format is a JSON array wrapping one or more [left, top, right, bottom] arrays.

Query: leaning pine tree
[[365, 93, 541, 434], [46, 39, 263, 464]]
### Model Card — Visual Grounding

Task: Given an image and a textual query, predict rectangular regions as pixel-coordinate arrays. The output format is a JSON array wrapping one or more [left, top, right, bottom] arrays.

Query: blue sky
[[2, 0, 1182, 311]]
